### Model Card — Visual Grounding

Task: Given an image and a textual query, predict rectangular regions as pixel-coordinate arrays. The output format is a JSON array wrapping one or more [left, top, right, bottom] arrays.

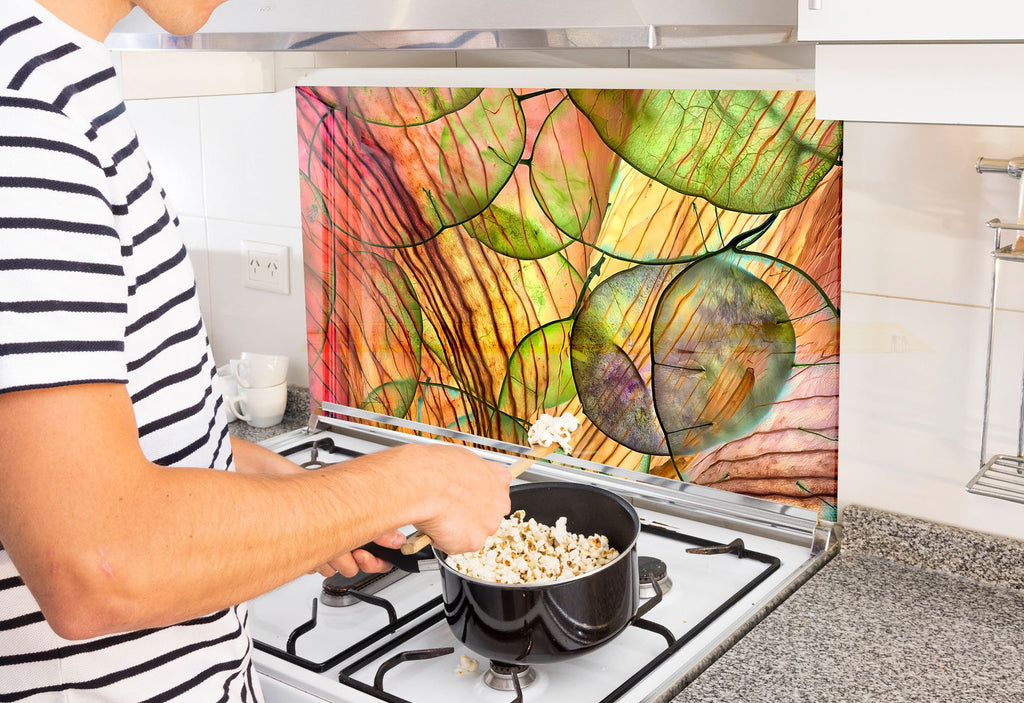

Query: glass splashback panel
[[296, 86, 842, 517]]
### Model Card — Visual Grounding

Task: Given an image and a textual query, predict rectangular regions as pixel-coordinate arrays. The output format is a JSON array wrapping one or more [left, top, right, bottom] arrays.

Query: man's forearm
[[0, 384, 425, 639], [86, 449, 422, 636]]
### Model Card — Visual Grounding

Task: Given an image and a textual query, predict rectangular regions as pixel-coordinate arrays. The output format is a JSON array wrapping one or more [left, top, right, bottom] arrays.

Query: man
[[0, 0, 513, 699]]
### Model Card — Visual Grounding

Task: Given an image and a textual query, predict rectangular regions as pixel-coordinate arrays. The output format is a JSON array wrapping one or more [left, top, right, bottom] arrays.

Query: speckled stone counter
[[227, 385, 311, 444], [671, 506, 1024, 702]]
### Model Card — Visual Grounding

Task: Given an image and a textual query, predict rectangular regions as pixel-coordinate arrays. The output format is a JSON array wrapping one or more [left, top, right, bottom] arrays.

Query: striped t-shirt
[[0, 0, 261, 699]]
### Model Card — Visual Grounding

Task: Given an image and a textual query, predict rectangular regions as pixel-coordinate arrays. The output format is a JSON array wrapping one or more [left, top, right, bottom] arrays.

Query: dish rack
[[968, 156, 1024, 504]]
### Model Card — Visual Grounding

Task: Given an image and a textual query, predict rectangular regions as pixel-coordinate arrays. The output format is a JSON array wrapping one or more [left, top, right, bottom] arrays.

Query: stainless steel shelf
[[992, 244, 1024, 262], [967, 454, 1024, 505], [972, 164, 1024, 506], [989, 218, 1024, 262]]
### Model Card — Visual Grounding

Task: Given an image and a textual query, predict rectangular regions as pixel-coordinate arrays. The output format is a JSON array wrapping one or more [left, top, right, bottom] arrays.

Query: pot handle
[[359, 542, 438, 573]]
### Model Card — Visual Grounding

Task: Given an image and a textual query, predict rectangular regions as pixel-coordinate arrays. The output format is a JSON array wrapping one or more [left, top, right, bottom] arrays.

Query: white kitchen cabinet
[[813, 43, 1024, 126], [798, 0, 1024, 42], [801, 2, 1024, 126]]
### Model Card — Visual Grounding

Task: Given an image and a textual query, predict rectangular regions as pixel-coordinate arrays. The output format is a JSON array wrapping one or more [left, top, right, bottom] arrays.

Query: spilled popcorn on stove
[[526, 412, 579, 454], [453, 654, 478, 676], [445, 510, 618, 584]]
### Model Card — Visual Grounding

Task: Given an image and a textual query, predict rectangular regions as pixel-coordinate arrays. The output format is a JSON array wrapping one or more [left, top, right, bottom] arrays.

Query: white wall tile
[[842, 121, 1024, 311], [198, 90, 302, 228], [125, 97, 205, 217], [838, 292, 1024, 540], [205, 219, 308, 387]]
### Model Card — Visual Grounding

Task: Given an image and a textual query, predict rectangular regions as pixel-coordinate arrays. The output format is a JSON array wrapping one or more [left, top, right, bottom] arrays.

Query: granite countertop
[[672, 505, 1024, 702]]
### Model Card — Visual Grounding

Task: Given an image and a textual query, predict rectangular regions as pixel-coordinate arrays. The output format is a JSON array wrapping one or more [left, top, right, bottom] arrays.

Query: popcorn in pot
[[445, 510, 618, 584]]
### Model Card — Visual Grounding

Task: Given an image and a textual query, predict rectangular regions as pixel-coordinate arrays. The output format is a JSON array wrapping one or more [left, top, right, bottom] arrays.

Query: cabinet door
[[814, 43, 1024, 126], [798, 0, 1024, 42]]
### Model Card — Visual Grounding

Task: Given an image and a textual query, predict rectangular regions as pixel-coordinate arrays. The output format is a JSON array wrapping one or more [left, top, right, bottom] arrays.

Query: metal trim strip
[[312, 403, 832, 552], [105, 25, 797, 52], [106, 27, 654, 51]]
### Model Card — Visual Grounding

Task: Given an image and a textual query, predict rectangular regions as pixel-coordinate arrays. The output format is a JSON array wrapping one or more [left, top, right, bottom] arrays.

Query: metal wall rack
[[968, 156, 1024, 504]]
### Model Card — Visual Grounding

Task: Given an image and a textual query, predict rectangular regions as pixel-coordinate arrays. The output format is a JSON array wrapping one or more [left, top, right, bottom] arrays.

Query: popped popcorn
[[454, 654, 479, 676], [527, 412, 579, 454], [445, 510, 618, 584]]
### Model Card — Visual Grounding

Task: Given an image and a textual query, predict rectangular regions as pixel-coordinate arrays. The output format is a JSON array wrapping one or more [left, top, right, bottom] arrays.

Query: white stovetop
[[248, 424, 829, 703]]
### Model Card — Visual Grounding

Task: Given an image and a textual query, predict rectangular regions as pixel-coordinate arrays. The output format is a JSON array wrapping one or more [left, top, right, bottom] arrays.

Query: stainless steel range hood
[[106, 0, 797, 52]]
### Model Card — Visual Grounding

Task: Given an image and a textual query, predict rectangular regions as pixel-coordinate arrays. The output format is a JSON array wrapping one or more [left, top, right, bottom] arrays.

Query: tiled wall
[[123, 67, 1024, 540], [841, 122, 1024, 540], [125, 91, 309, 386]]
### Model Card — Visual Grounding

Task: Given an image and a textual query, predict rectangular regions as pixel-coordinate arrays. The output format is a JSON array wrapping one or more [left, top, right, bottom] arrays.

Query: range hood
[[106, 0, 796, 52]]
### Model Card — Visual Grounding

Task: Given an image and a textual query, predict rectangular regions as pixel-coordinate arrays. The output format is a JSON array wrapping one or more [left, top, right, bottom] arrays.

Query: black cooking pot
[[364, 482, 651, 664]]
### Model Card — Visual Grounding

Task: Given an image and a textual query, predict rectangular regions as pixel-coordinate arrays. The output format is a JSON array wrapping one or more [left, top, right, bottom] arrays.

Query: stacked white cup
[[221, 352, 289, 428]]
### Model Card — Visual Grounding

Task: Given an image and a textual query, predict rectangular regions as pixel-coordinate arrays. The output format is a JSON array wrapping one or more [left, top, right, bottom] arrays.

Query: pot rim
[[433, 481, 640, 589]]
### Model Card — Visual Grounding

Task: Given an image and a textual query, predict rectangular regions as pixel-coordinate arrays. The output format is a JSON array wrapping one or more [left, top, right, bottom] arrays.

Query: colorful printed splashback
[[296, 86, 842, 518]]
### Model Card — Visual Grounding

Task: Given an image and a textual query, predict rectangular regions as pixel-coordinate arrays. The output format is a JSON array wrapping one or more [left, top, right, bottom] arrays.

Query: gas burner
[[483, 661, 538, 691], [320, 567, 407, 607], [638, 555, 672, 599]]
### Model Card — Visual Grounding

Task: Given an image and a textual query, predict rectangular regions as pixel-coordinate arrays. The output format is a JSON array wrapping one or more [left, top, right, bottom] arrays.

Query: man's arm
[[229, 435, 403, 576], [0, 383, 510, 640]]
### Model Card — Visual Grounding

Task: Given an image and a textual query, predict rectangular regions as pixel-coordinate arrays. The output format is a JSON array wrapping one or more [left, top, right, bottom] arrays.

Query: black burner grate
[[253, 524, 781, 703]]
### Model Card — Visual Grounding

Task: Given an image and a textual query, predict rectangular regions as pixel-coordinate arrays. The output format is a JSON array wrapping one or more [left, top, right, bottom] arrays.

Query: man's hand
[[312, 530, 406, 577], [230, 436, 512, 565], [402, 445, 512, 556]]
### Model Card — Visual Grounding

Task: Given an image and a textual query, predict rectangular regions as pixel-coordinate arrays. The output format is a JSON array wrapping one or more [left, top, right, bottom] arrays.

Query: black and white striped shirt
[[0, 0, 260, 699]]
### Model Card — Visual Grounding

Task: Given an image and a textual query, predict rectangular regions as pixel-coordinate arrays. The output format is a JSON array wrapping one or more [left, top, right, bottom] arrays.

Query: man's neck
[[35, 0, 134, 42]]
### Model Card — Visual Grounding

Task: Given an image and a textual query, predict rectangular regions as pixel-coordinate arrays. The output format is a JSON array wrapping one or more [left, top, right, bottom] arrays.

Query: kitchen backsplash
[[296, 85, 841, 516], [124, 72, 1024, 541]]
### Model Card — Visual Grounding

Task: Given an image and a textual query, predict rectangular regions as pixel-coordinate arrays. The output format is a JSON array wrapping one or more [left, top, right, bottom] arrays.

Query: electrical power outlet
[[242, 241, 290, 294]]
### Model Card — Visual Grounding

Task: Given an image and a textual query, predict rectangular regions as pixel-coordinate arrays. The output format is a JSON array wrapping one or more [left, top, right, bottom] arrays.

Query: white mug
[[216, 364, 239, 422], [230, 352, 289, 389], [226, 382, 288, 428]]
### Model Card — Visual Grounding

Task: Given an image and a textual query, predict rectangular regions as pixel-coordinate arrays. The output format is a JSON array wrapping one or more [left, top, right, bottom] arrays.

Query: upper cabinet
[[800, 1, 1024, 126], [798, 0, 1024, 42]]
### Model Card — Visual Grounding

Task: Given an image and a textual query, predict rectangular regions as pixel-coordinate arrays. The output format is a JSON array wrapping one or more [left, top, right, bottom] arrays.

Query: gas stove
[[249, 411, 837, 703]]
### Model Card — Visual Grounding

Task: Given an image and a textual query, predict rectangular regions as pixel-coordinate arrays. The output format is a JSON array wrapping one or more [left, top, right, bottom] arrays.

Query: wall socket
[[242, 241, 290, 295]]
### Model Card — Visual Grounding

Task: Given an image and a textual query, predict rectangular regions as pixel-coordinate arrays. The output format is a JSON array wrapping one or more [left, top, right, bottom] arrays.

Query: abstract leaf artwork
[[296, 86, 842, 517]]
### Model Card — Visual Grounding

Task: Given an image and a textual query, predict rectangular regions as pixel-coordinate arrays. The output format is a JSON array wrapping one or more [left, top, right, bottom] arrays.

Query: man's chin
[[136, 1, 221, 37]]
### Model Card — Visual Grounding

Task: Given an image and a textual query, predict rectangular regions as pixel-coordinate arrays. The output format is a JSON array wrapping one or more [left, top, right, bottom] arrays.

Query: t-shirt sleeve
[[0, 93, 129, 394]]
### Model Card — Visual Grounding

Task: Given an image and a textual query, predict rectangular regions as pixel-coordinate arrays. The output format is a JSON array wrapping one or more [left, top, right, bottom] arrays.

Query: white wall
[[125, 91, 309, 386], [840, 122, 1024, 540]]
